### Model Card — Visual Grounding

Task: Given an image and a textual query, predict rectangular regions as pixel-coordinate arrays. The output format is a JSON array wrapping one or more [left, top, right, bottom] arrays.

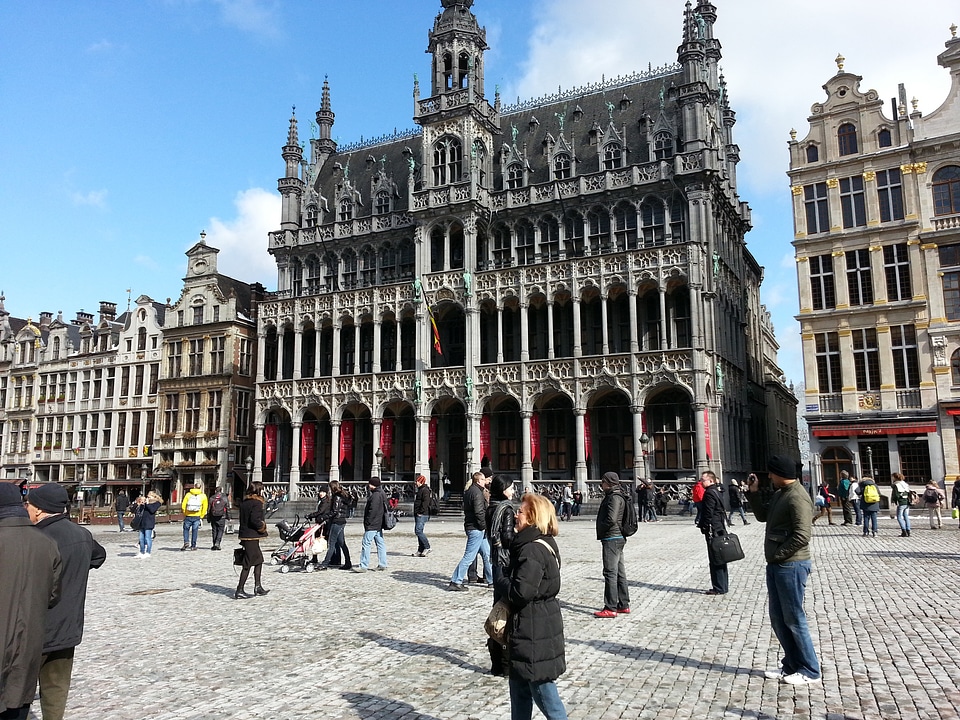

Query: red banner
[[339, 420, 354, 465], [703, 408, 712, 460], [265, 424, 277, 467], [301, 422, 315, 467], [583, 410, 592, 461], [479, 414, 491, 464], [380, 418, 395, 465], [530, 412, 540, 463], [428, 417, 438, 461]]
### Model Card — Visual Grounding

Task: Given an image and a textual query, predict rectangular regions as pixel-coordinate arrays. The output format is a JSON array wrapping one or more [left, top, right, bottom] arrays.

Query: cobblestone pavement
[[43, 510, 960, 720]]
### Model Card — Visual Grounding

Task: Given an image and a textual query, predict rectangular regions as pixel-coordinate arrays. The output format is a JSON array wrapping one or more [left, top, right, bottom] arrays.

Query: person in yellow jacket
[[180, 481, 208, 551]]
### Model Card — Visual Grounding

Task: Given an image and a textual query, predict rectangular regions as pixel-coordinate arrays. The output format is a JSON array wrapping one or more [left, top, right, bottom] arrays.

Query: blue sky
[[1, 0, 955, 386]]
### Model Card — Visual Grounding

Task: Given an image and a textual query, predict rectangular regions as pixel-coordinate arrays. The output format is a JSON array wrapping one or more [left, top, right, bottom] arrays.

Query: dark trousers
[[210, 516, 226, 548], [322, 522, 350, 567], [705, 537, 729, 594], [39, 647, 75, 720], [0, 705, 30, 720], [841, 500, 854, 524], [600, 538, 629, 610]]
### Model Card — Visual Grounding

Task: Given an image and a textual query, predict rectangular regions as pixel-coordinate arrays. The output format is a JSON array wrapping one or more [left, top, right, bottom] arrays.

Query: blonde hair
[[147, 490, 163, 503], [520, 493, 559, 537]]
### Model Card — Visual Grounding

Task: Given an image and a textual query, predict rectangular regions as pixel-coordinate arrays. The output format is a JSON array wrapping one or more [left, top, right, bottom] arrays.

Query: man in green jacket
[[747, 455, 821, 685]]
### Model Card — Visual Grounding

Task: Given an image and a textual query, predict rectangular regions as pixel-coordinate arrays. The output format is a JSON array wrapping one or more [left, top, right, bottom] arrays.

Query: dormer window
[[603, 142, 623, 170], [838, 123, 858, 156], [375, 191, 391, 215], [654, 132, 673, 161], [306, 203, 319, 227], [507, 163, 524, 189], [338, 199, 354, 222], [933, 166, 960, 216], [553, 154, 571, 180], [806, 145, 819, 163], [878, 128, 892, 148], [433, 137, 463, 185]]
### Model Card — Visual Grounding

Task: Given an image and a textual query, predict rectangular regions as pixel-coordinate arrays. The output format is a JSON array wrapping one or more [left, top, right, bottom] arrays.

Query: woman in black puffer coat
[[495, 492, 567, 720]]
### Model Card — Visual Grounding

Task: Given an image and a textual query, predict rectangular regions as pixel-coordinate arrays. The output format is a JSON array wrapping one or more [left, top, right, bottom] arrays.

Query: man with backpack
[[922, 480, 945, 529], [857, 476, 881, 537], [594, 472, 634, 618], [837, 471, 854, 525], [207, 487, 230, 551], [180, 481, 208, 551]]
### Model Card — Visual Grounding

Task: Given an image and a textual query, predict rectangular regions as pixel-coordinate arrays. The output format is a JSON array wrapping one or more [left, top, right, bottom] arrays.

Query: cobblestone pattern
[[44, 512, 960, 719]]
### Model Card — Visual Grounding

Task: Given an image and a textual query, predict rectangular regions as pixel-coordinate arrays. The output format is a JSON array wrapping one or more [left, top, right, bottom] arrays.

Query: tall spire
[[315, 77, 336, 155], [279, 106, 305, 230]]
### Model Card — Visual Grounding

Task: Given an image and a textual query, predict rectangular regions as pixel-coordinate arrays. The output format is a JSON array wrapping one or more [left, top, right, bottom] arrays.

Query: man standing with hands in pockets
[[747, 456, 821, 685]]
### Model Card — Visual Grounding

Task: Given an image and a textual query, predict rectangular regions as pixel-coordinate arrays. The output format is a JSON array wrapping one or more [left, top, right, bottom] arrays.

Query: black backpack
[[621, 488, 639, 537], [427, 489, 440, 516]]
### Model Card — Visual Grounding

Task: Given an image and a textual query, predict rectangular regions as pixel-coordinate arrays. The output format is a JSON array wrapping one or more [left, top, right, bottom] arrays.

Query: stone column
[[373, 319, 382, 374], [631, 405, 645, 482], [256, 332, 266, 383], [628, 288, 639, 353], [278, 328, 287, 380], [600, 293, 610, 355], [496, 305, 504, 364], [547, 300, 555, 360], [574, 408, 587, 488], [253, 423, 264, 483], [572, 296, 582, 358], [521, 410, 534, 491], [520, 302, 529, 362], [332, 321, 341, 376], [293, 327, 303, 380], [415, 414, 431, 482], [289, 422, 301, 500], [694, 403, 709, 474], [329, 421, 341, 484], [659, 287, 668, 351]]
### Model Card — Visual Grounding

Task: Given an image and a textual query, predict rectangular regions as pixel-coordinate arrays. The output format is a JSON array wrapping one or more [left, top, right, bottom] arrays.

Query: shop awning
[[812, 421, 937, 437]]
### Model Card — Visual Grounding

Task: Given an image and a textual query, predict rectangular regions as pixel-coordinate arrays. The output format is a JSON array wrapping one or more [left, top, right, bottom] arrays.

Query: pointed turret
[[675, 0, 722, 153], [278, 107, 305, 230], [315, 78, 336, 156]]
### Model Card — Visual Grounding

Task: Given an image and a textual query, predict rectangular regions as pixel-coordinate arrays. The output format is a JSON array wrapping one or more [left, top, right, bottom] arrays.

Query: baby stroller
[[270, 516, 327, 573]]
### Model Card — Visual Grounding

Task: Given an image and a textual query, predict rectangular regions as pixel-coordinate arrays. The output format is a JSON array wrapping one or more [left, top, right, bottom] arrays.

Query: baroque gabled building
[[790, 28, 960, 493], [153, 236, 264, 504], [254, 0, 796, 499]]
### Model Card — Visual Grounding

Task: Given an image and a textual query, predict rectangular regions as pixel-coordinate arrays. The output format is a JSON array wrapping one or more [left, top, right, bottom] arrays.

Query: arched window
[[431, 226, 445, 272], [442, 53, 453, 90], [306, 203, 319, 227], [515, 220, 535, 265], [137, 327, 147, 351], [338, 198, 353, 222], [360, 247, 377, 286], [654, 132, 673, 161], [290, 258, 303, 296], [507, 162, 524, 189], [539, 216, 560, 261], [342, 250, 358, 289], [952, 349, 960, 386], [458, 52, 470, 89], [323, 252, 339, 290], [641, 200, 666, 246], [493, 223, 512, 267], [878, 128, 892, 148], [587, 206, 611, 252], [602, 142, 623, 170], [473, 139, 487, 187], [933, 166, 960, 216], [375, 190, 391, 215], [433, 137, 463, 185], [563, 211, 585, 257], [398, 239, 415, 279], [52, 337, 61, 360], [379, 244, 398, 282], [613, 202, 638, 250], [553, 153, 571, 179], [838, 123, 858, 156], [806, 145, 819, 163]]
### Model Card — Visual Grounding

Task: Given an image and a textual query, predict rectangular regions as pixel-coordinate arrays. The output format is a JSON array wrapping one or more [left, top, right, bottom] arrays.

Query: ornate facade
[[790, 29, 960, 491], [254, 0, 796, 499]]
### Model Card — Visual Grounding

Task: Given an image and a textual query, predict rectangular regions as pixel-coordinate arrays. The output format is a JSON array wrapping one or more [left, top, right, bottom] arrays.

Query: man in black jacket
[[697, 471, 729, 595], [354, 477, 388, 572], [0, 482, 62, 720], [448, 472, 492, 591], [594, 471, 630, 617], [26, 483, 106, 720], [412, 474, 433, 557]]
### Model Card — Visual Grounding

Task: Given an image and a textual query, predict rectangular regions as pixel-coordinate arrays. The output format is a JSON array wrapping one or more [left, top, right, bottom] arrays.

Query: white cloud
[[202, 187, 279, 287], [213, 0, 281, 40], [86, 39, 114, 53], [70, 189, 108, 208]]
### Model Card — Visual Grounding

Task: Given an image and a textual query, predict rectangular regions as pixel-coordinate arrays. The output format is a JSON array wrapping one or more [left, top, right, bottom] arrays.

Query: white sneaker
[[763, 669, 784, 680], [782, 672, 820, 685], [136, 553, 144, 559], [143, 552, 151, 559]]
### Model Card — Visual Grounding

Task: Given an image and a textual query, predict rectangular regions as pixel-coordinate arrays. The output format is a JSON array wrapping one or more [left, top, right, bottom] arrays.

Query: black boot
[[234, 588, 252, 600], [254, 585, 270, 596]]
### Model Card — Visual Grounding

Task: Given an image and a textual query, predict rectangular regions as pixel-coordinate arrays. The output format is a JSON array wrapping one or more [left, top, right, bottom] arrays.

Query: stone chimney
[[38, 311, 53, 329], [73, 310, 94, 326]]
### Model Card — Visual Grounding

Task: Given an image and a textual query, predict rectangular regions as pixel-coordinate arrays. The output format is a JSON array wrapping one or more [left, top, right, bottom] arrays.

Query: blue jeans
[[451, 529, 492, 585], [896, 504, 911, 531], [766, 560, 820, 679], [509, 675, 567, 720], [600, 538, 629, 610], [862, 510, 878, 535], [414, 514, 431, 553], [359, 529, 387, 569], [853, 498, 862, 524], [323, 523, 351, 567], [138, 528, 153, 554], [117, 512, 126, 531], [728, 506, 748, 524], [182, 516, 201, 546]]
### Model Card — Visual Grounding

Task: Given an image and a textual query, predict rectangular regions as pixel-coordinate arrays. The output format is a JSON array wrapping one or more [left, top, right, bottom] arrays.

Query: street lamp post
[[639, 433, 650, 483], [140, 465, 148, 497], [464, 442, 474, 486], [866, 446, 875, 479], [245, 456, 253, 487], [375, 448, 384, 481]]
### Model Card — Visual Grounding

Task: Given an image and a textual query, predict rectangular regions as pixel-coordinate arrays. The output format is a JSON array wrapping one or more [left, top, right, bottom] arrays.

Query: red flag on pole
[[421, 286, 442, 356]]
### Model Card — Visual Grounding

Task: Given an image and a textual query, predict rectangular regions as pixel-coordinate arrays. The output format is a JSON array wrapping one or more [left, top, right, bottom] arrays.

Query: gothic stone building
[[254, 0, 797, 499], [791, 28, 960, 495]]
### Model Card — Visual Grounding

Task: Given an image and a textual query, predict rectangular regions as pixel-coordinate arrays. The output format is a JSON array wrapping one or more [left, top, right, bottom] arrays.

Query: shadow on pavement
[[388, 570, 461, 589], [190, 582, 235, 597], [342, 692, 443, 720], [568, 637, 756, 676], [866, 550, 960, 560], [582, 577, 702, 594], [357, 631, 488, 675]]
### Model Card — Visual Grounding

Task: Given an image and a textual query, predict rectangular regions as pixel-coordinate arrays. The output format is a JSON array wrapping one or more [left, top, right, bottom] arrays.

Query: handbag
[[709, 532, 745, 564], [130, 507, 143, 532], [484, 600, 511, 644], [233, 547, 245, 566]]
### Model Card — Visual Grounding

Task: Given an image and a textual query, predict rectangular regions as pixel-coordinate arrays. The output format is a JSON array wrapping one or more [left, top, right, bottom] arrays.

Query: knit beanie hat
[[28, 483, 70, 514], [368, 476, 381, 488], [0, 483, 28, 519], [767, 455, 798, 480], [602, 471, 621, 486]]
